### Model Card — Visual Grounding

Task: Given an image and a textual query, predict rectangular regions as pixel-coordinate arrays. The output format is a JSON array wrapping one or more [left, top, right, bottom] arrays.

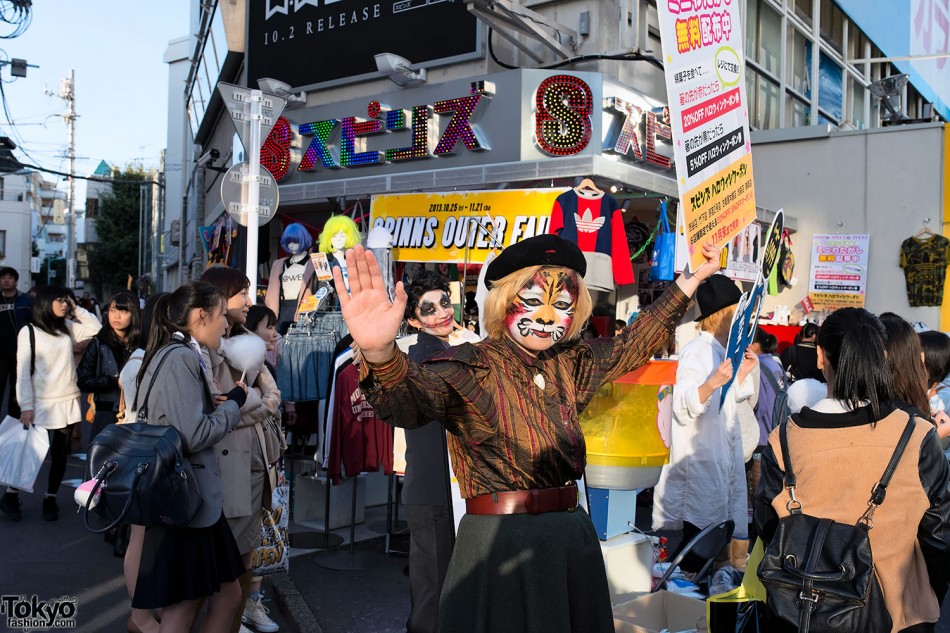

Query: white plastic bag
[[0, 416, 50, 493]]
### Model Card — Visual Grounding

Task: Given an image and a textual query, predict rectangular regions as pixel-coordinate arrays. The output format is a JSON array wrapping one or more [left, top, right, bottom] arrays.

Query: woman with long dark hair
[[199, 266, 281, 632], [754, 308, 950, 632], [880, 312, 933, 419], [0, 286, 100, 522], [78, 290, 141, 441], [132, 282, 247, 632], [115, 292, 166, 633]]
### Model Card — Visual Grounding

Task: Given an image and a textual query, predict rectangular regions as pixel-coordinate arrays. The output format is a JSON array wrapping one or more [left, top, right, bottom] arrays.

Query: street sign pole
[[246, 89, 263, 295], [217, 82, 284, 298]]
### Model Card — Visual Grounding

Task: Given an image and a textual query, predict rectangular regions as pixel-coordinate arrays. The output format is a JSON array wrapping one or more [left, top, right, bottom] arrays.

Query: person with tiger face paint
[[333, 233, 723, 633]]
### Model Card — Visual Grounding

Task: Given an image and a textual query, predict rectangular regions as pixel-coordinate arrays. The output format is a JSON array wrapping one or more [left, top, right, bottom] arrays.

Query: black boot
[[42, 496, 59, 521], [0, 492, 21, 521]]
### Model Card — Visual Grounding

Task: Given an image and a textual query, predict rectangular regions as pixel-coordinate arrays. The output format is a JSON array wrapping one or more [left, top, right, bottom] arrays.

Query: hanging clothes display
[[900, 232, 950, 307], [326, 361, 394, 484], [274, 312, 348, 403], [549, 185, 635, 291]]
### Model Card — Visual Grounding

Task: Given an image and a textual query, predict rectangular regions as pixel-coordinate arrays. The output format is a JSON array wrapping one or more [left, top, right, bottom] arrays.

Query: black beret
[[485, 234, 587, 287]]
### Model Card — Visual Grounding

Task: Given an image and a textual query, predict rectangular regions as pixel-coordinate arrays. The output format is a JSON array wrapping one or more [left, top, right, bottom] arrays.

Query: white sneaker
[[240, 625, 254, 633], [242, 595, 279, 633]]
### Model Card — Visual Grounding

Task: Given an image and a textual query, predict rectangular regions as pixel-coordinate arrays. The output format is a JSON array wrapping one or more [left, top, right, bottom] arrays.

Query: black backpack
[[757, 415, 917, 633]]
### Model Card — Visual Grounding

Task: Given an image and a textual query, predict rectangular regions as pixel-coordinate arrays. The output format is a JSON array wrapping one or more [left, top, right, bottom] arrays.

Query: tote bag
[[649, 202, 675, 281]]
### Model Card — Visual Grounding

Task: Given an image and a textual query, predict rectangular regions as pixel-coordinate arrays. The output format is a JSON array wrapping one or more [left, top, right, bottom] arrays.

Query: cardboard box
[[600, 532, 653, 605], [612, 590, 707, 633]]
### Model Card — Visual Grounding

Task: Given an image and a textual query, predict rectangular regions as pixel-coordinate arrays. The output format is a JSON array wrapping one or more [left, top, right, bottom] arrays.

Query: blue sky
[[0, 0, 190, 201]]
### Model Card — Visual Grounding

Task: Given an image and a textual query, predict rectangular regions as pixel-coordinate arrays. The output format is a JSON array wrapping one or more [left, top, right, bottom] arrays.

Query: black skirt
[[437, 509, 614, 633], [132, 513, 245, 609]]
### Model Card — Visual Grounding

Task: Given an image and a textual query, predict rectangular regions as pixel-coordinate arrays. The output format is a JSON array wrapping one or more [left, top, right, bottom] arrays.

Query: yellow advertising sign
[[809, 292, 866, 310], [683, 153, 757, 270], [370, 189, 569, 263]]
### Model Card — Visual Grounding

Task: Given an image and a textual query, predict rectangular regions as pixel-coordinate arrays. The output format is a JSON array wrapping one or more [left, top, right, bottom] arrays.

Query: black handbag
[[757, 416, 916, 633], [82, 343, 204, 533]]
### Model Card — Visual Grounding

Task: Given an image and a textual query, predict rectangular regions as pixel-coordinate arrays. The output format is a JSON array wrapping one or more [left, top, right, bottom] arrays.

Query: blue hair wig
[[280, 223, 313, 252]]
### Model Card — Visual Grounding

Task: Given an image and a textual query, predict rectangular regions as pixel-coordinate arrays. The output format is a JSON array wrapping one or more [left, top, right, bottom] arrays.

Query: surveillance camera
[[196, 148, 220, 167], [257, 77, 307, 108], [374, 53, 427, 87]]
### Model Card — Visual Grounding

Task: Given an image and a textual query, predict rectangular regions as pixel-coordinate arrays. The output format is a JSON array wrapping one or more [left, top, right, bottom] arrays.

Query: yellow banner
[[683, 153, 757, 271], [370, 189, 568, 263], [809, 292, 866, 310]]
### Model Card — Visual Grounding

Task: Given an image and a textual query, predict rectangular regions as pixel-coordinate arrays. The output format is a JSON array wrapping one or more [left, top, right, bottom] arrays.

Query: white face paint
[[407, 290, 456, 341], [331, 230, 348, 252], [286, 241, 302, 255]]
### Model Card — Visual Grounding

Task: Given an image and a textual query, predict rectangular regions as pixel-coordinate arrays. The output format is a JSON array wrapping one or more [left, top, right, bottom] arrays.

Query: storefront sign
[[656, 0, 757, 271], [259, 69, 676, 186], [808, 233, 870, 309], [247, 0, 481, 91], [370, 188, 568, 263]]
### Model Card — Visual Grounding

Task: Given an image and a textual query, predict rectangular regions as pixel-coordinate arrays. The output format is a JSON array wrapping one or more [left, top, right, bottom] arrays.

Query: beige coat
[[206, 340, 281, 518], [762, 406, 943, 632]]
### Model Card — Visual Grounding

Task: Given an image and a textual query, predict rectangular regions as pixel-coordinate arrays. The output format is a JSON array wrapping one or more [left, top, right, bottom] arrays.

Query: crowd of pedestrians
[[0, 268, 286, 633], [4, 244, 950, 633]]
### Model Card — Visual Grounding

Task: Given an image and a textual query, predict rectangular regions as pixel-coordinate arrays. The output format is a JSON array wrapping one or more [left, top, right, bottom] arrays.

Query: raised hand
[[675, 240, 724, 298], [692, 240, 724, 282], [736, 347, 759, 383], [333, 245, 407, 364]]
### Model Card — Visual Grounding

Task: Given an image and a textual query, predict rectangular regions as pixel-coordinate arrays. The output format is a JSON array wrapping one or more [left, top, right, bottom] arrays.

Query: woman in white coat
[[652, 274, 758, 569], [2, 287, 100, 522]]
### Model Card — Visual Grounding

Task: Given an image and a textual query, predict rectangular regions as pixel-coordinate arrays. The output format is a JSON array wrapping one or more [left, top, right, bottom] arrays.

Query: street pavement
[[5, 450, 950, 633]]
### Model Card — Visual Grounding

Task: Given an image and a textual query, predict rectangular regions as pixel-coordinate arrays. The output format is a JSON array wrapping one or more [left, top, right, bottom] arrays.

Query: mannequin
[[265, 223, 317, 335], [318, 216, 362, 293]]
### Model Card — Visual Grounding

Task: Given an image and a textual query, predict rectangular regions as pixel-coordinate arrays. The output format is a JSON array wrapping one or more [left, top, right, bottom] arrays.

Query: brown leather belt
[[465, 484, 578, 516]]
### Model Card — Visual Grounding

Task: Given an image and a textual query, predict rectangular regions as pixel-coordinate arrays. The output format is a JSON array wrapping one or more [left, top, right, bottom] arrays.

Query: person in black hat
[[652, 273, 760, 571], [333, 234, 723, 633]]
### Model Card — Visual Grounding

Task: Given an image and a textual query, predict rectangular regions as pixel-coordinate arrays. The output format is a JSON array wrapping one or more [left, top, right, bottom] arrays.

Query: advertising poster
[[721, 221, 761, 283], [656, 1, 758, 271], [808, 234, 870, 309], [370, 188, 568, 263]]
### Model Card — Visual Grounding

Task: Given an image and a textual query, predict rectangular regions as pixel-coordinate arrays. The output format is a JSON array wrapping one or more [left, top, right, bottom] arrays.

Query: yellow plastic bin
[[581, 360, 676, 490]]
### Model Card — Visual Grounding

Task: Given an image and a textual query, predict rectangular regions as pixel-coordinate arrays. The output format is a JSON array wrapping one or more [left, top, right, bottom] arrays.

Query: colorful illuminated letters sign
[[257, 71, 676, 184], [657, 0, 758, 271]]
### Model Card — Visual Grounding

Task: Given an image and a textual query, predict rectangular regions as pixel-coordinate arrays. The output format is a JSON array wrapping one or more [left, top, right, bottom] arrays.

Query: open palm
[[333, 245, 407, 361]]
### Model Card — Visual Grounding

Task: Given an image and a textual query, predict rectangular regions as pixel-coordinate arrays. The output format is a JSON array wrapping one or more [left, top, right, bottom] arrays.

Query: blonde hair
[[318, 215, 361, 253], [698, 304, 736, 335], [483, 265, 592, 341]]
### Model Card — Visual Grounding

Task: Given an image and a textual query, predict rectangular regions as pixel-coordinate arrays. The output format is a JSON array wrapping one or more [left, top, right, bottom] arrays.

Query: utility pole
[[61, 70, 77, 290]]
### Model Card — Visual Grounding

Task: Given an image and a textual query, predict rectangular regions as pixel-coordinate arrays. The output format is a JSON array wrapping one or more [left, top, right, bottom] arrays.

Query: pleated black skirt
[[437, 508, 614, 633], [132, 513, 245, 609]]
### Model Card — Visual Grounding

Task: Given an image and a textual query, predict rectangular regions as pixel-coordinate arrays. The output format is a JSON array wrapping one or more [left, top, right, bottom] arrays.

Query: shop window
[[746, 0, 782, 76], [849, 76, 866, 128], [787, 95, 811, 126], [819, 0, 845, 52], [748, 71, 780, 130], [818, 51, 843, 122], [847, 27, 868, 65], [787, 27, 811, 98], [757, 75, 780, 129], [793, 0, 813, 26]]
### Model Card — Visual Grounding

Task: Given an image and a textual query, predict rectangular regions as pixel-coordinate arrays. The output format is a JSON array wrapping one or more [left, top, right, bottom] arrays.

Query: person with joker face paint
[[333, 233, 723, 633]]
